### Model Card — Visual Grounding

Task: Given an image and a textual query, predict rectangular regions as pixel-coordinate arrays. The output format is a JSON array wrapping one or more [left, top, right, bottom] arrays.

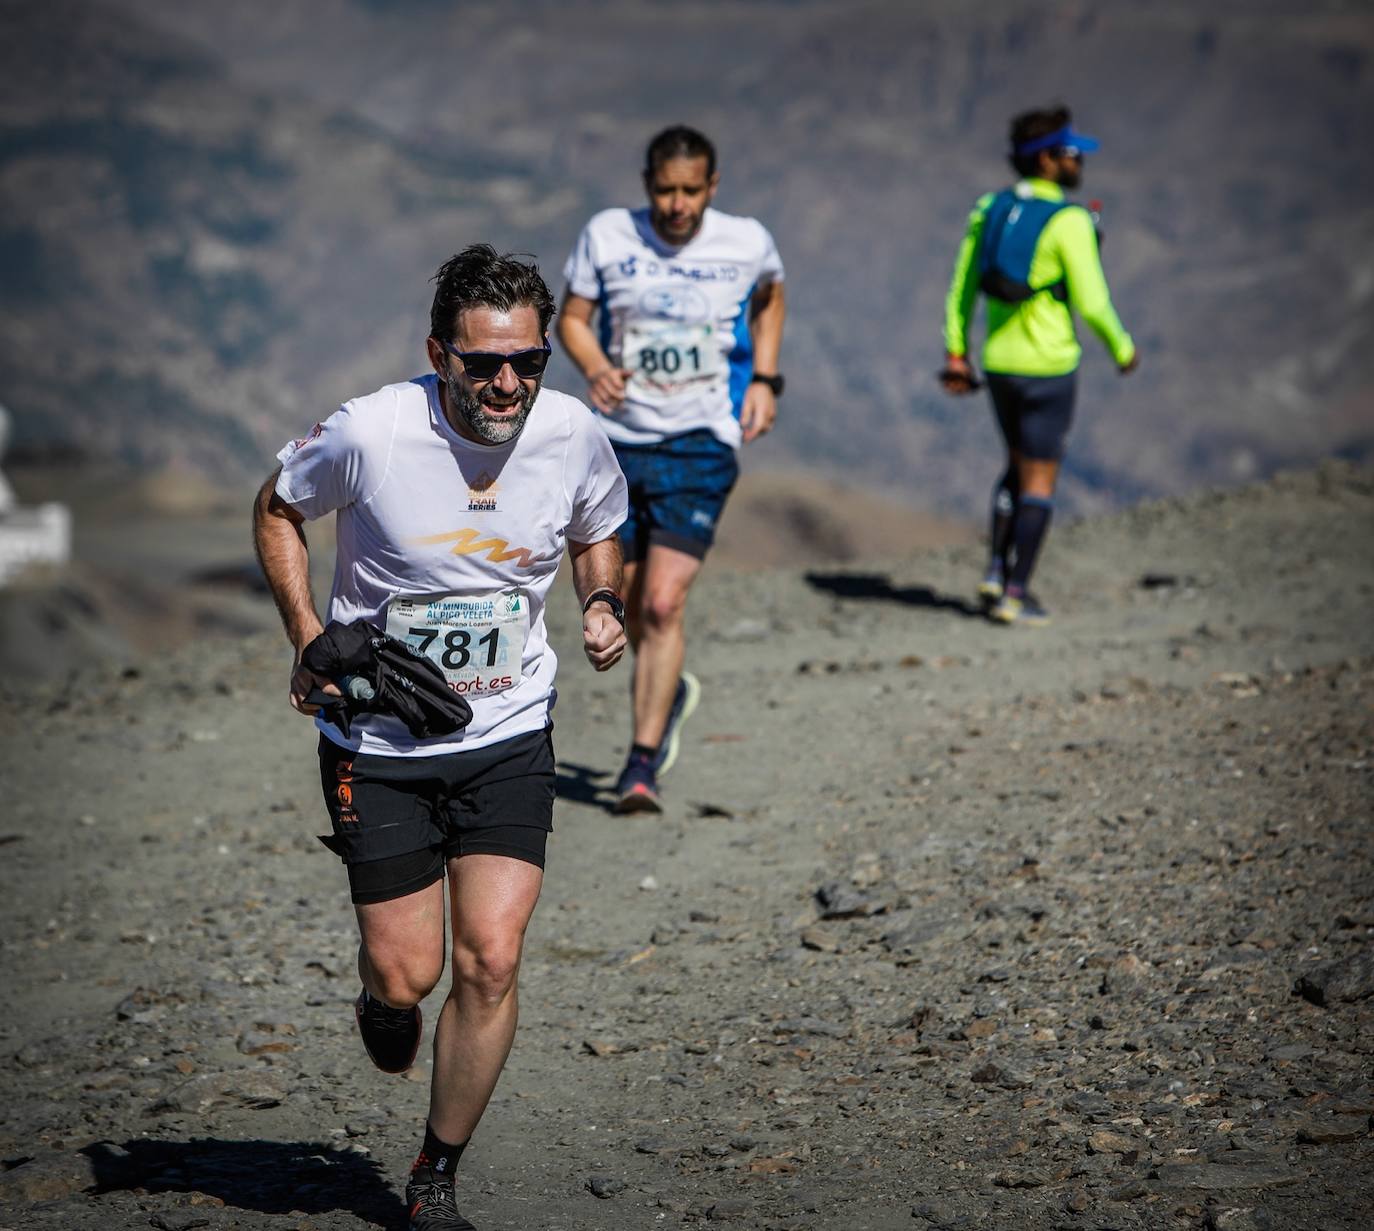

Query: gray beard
[[446, 371, 538, 444]]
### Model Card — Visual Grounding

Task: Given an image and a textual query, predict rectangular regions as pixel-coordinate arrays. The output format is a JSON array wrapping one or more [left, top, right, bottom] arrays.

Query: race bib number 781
[[385, 590, 528, 696]]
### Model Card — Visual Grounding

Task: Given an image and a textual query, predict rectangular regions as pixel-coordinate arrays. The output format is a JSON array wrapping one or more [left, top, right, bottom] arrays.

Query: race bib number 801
[[385, 590, 528, 696], [623, 321, 721, 397]]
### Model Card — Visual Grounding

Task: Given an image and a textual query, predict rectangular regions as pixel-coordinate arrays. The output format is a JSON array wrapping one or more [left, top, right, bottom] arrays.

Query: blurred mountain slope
[[2, 0, 1371, 510]]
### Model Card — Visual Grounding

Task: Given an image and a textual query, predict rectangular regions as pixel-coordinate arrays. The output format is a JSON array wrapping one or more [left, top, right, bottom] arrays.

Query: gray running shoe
[[652, 670, 701, 776], [976, 562, 1005, 605], [990, 592, 1051, 627], [406, 1177, 476, 1230]]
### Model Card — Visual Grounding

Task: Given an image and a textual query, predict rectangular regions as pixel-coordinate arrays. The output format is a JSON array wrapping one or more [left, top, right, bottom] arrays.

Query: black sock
[[989, 467, 1018, 572], [630, 742, 658, 763], [1007, 496, 1053, 592], [411, 1122, 468, 1184]]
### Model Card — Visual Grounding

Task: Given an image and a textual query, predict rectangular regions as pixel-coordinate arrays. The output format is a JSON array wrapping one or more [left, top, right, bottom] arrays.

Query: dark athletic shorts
[[316, 728, 555, 905], [986, 371, 1078, 462], [613, 428, 739, 562]]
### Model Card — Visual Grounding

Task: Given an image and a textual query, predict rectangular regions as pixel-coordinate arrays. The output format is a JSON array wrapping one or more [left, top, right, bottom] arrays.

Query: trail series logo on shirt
[[467, 471, 500, 512]]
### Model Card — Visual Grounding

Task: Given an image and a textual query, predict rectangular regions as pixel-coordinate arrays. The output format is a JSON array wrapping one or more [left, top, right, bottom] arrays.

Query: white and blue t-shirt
[[562, 206, 785, 449]]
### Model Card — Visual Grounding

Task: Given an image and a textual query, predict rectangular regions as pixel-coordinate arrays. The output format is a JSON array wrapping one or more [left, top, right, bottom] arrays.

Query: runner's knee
[[640, 585, 689, 632], [452, 936, 522, 1005], [365, 949, 443, 1009]]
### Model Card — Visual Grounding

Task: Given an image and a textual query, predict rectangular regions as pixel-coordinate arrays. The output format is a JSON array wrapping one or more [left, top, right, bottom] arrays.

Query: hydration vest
[[977, 189, 1071, 304]]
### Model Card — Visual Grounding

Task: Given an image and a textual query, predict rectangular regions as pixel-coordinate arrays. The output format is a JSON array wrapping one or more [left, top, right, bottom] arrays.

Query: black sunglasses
[[443, 340, 550, 381]]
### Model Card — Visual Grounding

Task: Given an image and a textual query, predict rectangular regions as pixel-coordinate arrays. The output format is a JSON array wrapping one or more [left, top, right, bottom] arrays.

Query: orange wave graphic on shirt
[[411, 527, 539, 569]]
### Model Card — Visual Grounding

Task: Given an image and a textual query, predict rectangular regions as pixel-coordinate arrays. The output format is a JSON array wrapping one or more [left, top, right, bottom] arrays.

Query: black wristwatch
[[581, 588, 626, 627], [751, 372, 785, 396]]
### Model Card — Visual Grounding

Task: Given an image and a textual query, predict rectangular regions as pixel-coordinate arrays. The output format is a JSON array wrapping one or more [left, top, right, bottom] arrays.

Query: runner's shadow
[[804, 571, 985, 620], [556, 760, 614, 808], [84, 1138, 402, 1224]]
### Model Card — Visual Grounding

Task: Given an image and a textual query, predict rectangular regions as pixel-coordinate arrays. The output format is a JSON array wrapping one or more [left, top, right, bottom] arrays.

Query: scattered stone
[[1294, 1114, 1369, 1144], [149, 1214, 212, 1230], [1063, 1091, 1112, 1119], [1206, 1207, 1276, 1231], [0, 1151, 96, 1202], [1063, 1188, 1090, 1214], [991, 1168, 1047, 1188], [1088, 1129, 1137, 1155], [882, 912, 958, 954], [1293, 951, 1374, 1006], [799, 927, 840, 953], [814, 881, 887, 918], [150, 1069, 289, 1113], [1153, 1163, 1299, 1191], [969, 1062, 1028, 1089], [634, 1137, 670, 1154], [707, 1197, 750, 1220], [773, 1017, 847, 1039], [586, 1175, 625, 1198], [236, 1028, 297, 1056], [1105, 1180, 1149, 1202], [638, 875, 659, 891], [747, 1156, 798, 1174], [691, 800, 738, 819], [1332, 1087, 1374, 1115], [1101, 953, 1152, 994]]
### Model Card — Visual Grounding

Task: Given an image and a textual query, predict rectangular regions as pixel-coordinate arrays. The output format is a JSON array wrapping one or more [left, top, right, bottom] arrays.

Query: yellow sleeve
[[1053, 206, 1135, 366], [942, 197, 991, 357]]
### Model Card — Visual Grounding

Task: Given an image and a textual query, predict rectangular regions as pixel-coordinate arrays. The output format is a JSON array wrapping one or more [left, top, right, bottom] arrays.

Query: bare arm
[[740, 279, 785, 442], [557, 291, 631, 414], [568, 534, 626, 672], [252, 469, 336, 713]]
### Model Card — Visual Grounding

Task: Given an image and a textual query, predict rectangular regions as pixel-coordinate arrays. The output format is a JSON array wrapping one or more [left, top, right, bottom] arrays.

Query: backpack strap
[[978, 190, 1071, 303]]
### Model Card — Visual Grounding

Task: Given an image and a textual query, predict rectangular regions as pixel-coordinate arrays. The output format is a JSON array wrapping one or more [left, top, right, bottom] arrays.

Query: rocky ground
[[1, 463, 1371, 1230]]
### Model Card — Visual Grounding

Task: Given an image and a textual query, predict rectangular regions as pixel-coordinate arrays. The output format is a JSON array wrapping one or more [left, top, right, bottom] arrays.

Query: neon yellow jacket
[[943, 178, 1135, 376]]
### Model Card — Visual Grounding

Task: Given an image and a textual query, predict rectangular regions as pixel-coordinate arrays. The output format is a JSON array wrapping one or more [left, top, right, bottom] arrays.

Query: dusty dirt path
[[2, 464, 1371, 1230]]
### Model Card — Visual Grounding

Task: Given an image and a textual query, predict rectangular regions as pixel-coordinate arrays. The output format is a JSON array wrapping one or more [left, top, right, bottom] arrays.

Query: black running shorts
[[316, 728, 555, 905], [986, 370, 1078, 462]]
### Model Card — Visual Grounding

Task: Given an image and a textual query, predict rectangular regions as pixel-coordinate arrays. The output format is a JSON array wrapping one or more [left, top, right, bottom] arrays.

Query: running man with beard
[[253, 245, 628, 1230], [941, 105, 1137, 625], [557, 125, 786, 812]]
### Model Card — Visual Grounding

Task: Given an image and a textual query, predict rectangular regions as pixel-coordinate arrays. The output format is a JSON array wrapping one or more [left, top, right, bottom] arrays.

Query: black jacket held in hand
[[300, 619, 473, 740]]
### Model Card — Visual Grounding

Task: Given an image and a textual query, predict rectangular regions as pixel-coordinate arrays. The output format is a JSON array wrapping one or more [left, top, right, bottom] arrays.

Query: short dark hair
[[429, 244, 556, 342], [644, 125, 717, 179], [1009, 105, 1071, 177]]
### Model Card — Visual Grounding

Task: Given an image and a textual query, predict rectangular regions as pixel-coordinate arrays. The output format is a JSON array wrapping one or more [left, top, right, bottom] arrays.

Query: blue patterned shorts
[[613, 429, 739, 561]]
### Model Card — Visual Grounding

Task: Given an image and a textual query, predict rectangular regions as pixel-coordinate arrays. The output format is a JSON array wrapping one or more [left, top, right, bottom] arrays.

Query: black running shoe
[[407, 1177, 476, 1230], [613, 755, 662, 814], [355, 989, 422, 1074]]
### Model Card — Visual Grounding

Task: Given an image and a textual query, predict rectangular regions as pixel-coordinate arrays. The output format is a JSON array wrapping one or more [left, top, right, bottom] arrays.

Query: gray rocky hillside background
[[1, 0, 1372, 511]]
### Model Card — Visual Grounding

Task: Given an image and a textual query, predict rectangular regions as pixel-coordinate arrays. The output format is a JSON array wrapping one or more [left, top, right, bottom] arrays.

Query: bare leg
[[628, 544, 702, 749], [427, 853, 543, 1144], [354, 879, 447, 1008], [1016, 456, 1059, 502]]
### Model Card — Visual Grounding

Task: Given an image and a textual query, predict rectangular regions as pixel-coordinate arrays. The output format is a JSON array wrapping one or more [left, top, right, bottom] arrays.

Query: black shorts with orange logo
[[316, 728, 555, 905]]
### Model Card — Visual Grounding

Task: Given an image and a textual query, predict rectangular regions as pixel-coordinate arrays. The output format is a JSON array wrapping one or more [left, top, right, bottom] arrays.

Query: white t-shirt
[[562, 206, 784, 448], [274, 374, 628, 758]]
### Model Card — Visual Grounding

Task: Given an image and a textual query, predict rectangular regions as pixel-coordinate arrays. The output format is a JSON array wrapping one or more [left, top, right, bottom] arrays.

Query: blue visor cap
[[1015, 125, 1100, 157]]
